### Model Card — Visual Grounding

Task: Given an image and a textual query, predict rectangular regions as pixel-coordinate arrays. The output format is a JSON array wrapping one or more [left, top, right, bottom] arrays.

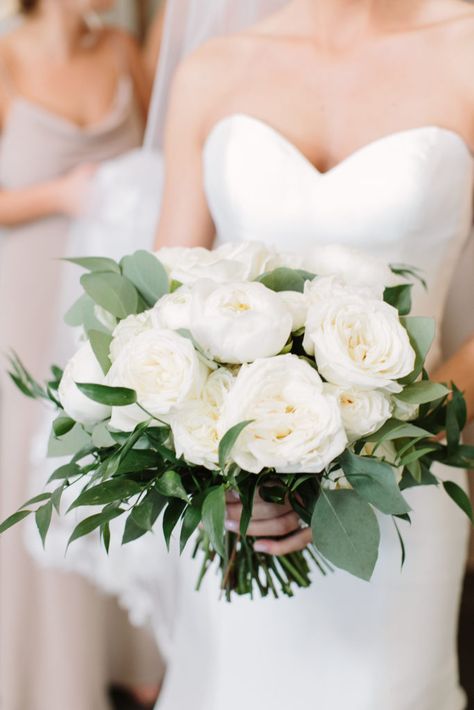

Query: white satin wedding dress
[[151, 116, 473, 710]]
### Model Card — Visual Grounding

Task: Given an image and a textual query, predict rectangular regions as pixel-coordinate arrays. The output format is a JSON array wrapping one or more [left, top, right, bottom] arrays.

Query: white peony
[[279, 291, 308, 331], [58, 342, 111, 426], [171, 368, 235, 470], [213, 241, 276, 280], [218, 355, 347, 474], [107, 329, 209, 431], [305, 275, 380, 310], [151, 286, 192, 332], [155, 241, 274, 286], [190, 279, 293, 364], [304, 244, 397, 298], [110, 311, 153, 363], [304, 293, 416, 392], [325, 384, 392, 441]]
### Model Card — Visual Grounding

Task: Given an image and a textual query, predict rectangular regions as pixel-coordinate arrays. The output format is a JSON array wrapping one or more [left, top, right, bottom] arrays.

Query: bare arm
[[432, 337, 474, 422], [154, 57, 216, 250]]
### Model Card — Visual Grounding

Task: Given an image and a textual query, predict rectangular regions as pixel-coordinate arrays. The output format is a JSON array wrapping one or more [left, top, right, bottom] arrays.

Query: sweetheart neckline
[[203, 113, 474, 176]]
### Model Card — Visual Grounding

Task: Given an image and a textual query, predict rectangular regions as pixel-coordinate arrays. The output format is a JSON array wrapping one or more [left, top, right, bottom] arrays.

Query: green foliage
[[395, 381, 450, 405], [400, 317, 436, 383], [383, 284, 413, 316], [312, 489, 380, 581], [66, 256, 121, 274], [339, 450, 410, 515], [68, 507, 124, 546], [88, 330, 113, 375], [36, 501, 53, 548], [443, 481, 473, 521], [76, 383, 137, 407], [53, 414, 76, 438], [81, 272, 139, 319], [202, 485, 226, 558], [218, 421, 253, 470], [155, 470, 189, 502], [256, 267, 316, 293], [68, 479, 142, 510], [121, 251, 169, 307]]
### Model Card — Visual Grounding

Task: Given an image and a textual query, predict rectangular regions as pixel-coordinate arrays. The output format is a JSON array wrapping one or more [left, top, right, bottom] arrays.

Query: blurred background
[[0, 2, 472, 710]]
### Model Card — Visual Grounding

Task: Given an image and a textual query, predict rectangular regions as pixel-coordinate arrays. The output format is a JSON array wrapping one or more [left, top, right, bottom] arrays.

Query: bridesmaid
[[0, 2, 163, 709]]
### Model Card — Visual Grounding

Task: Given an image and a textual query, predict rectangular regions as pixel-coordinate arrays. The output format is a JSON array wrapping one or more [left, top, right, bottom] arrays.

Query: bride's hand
[[225, 492, 312, 555]]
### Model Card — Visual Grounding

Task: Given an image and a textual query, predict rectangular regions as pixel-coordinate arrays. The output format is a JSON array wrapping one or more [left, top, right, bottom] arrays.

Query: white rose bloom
[[107, 329, 209, 431], [304, 294, 416, 392], [202, 367, 236, 409], [218, 355, 347, 474], [171, 400, 220, 470], [305, 276, 381, 314], [151, 286, 192, 332], [110, 311, 153, 363], [325, 384, 392, 441], [213, 241, 276, 280], [279, 291, 308, 331], [59, 342, 111, 426], [190, 279, 293, 364], [171, 368, 235, 470], [304, 244, 396, 297]]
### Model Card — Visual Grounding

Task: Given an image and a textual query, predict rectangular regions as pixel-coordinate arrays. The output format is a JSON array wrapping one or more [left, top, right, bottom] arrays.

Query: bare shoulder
[[99, 25, 142, 62]]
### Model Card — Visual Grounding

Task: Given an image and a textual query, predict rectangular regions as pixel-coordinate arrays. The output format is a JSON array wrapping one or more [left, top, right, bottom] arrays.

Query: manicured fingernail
[[225, 520, 239, 532], [254, 542, 270, 553]]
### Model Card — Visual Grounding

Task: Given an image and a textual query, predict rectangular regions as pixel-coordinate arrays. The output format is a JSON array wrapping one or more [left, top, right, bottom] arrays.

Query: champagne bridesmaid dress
[[0, 62, 162, 710]]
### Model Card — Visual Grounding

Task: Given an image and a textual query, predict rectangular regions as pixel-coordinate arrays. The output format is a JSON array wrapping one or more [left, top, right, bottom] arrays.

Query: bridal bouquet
[[2, 242, 473, 599]]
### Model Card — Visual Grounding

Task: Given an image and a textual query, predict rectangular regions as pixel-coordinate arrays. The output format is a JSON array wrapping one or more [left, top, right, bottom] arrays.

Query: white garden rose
[[218, 355, 347, 474], [190, 279, 293, 364], [213, 241, 275, 280], [304, 294, 416, 392], [171, 368, 235, 470], [304, 275, 379, 312], [155, 241, 271, 286], [107, 329, 209, 431], [279, 291, 308, 331], [325, 384, 392, 441], [58, 342, 111, 427], [151, 286, 192, 332], [110, 311, 153, 362], [304, 244, 397, 298]]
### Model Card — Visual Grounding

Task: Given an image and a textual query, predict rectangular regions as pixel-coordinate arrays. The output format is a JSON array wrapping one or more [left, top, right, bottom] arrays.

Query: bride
[[147, 0, 474, 708]]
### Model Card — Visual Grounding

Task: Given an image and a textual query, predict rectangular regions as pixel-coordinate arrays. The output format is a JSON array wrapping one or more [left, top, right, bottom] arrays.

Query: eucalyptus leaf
[[88, 330, 113, 375], [121, 250, 169, 306], [312, 489, 380, 581], [400, 316, 436, 382], [66, 256, 121, 273], [339, 450, 410, 515], [395, 381, 450, 405], [76, 383, 137, 407], [383, 284, 413, 316], [256, 267, 316, 293], [64, 293, 111, 334], [202, 485, 226, 558], [81, 272, 139, 319]]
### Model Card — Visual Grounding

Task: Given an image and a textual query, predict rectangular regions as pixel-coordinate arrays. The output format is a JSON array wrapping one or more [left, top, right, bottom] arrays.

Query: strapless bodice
[[204, 114, 474, 366]]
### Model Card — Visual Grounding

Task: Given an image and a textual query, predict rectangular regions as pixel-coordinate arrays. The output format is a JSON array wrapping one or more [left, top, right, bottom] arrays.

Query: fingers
[[254, 527, 313, 555], [226, 499, 292, 524], [225, 511, 301, 537]]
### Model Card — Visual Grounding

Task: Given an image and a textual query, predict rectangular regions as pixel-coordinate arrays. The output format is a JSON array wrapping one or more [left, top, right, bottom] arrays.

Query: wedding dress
[[149, 116, 472, 710]]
